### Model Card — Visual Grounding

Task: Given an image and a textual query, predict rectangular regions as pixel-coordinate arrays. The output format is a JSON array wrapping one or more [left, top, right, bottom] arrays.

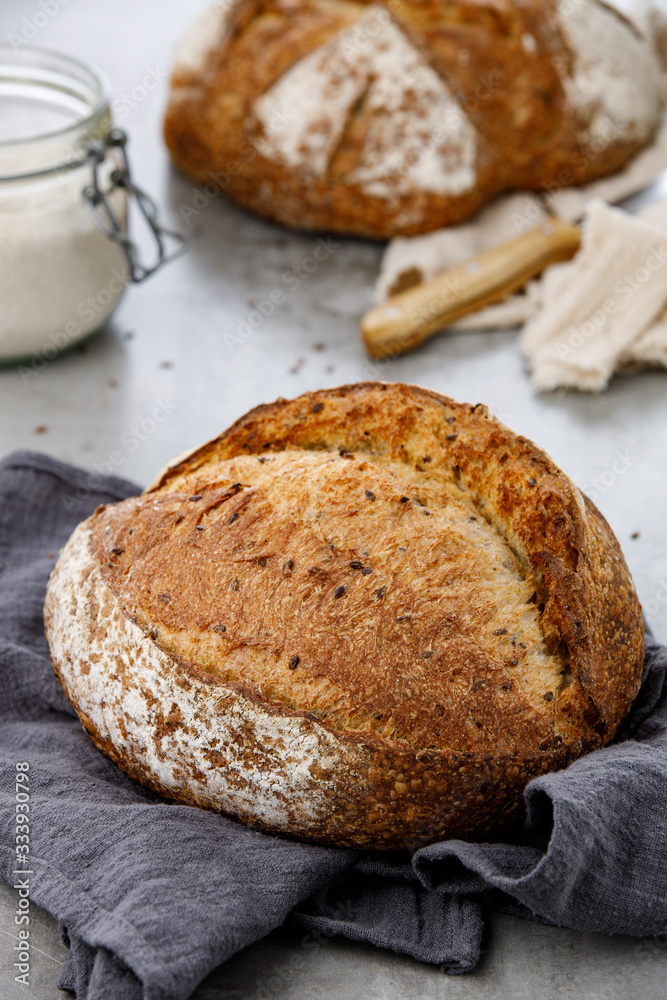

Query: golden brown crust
[[149, 382, 645, 737], [163, 0, 662, 238], [45, 383, 644, 848]]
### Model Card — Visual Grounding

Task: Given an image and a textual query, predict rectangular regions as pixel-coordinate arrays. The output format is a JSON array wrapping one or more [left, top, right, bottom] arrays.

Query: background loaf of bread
[[164, 0, 663, 238]]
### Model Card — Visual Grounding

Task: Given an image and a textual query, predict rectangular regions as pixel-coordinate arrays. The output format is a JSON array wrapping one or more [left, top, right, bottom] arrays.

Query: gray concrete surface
[[1, 1, 667, 997]]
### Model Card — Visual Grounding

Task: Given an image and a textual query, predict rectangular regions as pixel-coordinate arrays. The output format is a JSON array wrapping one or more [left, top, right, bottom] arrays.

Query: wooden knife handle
[[361, 217, 581, 359]]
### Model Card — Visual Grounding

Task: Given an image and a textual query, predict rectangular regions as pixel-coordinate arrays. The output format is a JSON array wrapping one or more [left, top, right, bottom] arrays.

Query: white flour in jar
[[0, 161, 128, 363], [0, 48, 130, 364]]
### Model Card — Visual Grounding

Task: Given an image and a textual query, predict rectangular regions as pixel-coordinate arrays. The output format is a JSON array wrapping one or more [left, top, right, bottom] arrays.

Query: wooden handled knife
[[361, 216, 582, 359]]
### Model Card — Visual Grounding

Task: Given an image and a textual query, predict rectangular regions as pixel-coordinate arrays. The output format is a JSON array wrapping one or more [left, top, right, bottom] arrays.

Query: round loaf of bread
[[164, 0, 662, 239], [44, 383, 644, 848]]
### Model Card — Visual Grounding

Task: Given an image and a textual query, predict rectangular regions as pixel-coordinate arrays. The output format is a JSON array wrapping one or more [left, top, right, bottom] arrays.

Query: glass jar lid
[[0, 46, 111, 180]]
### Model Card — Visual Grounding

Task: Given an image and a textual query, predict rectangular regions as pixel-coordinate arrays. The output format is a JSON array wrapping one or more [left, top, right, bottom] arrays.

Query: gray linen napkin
[[0, 451, 665, 1000]]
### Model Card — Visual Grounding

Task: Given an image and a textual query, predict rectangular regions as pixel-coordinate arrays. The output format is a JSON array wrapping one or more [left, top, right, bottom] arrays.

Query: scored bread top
[[89, 383, 644, 759]]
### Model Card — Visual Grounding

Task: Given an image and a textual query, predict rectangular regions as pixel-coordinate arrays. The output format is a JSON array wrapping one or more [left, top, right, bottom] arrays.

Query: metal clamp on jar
[[0, 46, 185, 365]]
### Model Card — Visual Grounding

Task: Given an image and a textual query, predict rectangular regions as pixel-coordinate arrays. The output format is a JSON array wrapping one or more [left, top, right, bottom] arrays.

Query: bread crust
[[163, 0, 662, 239], [44, 383, 644, 848]]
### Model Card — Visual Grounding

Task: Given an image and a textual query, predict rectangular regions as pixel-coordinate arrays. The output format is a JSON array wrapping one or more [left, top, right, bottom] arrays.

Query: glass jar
[[0, 47, 184, 366], [0, 47, 129, 364]]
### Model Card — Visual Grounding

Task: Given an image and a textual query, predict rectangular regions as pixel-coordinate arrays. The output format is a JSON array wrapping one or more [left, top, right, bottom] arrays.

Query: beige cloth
[[375, 176, 667, 392], [521, 199, 667, 391], [374, 1, 667, 390]]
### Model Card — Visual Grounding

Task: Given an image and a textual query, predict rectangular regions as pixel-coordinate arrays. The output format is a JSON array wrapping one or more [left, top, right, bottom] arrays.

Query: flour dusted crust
[[252, 7, 477, 198], [164, 0, 662, 239], [555, 0, 661, 146], [44, 383, 644, 848]]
